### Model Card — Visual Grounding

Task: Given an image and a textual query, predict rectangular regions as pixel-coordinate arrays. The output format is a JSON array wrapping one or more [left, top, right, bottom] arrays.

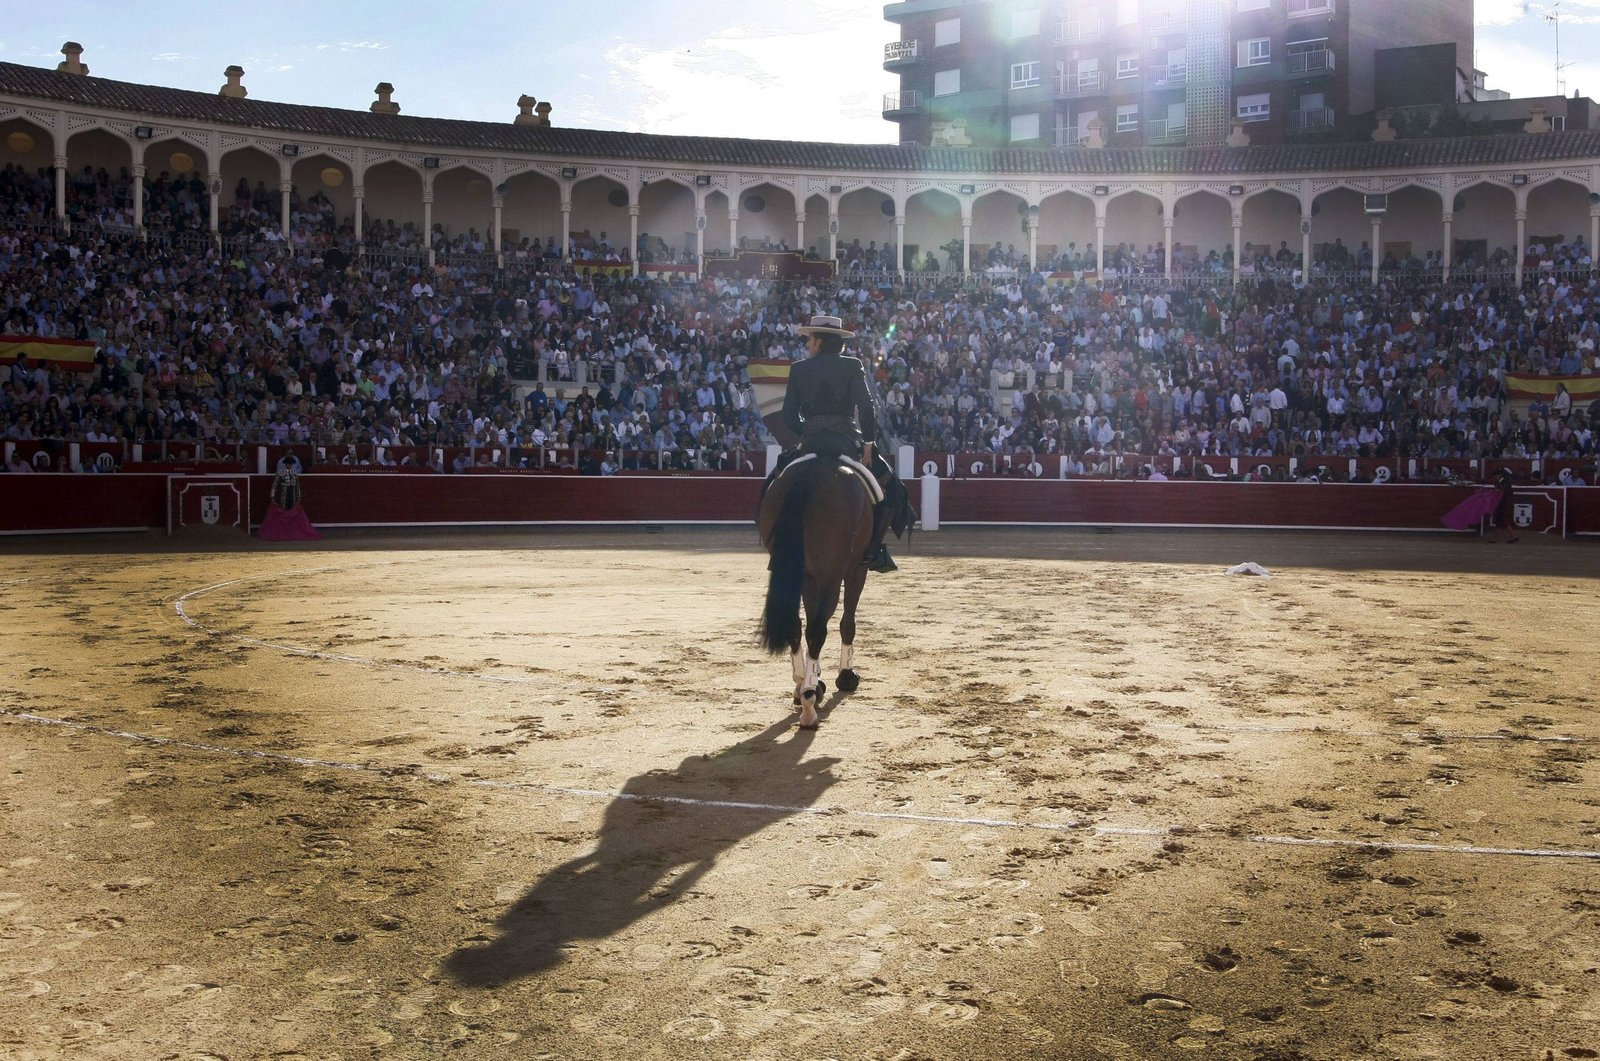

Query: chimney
[[220, 65, 247, 98], [515, 95, 540, 126], [1371, 109, 1397, 142], [371, 82, 400, 115], [535, 101, 553, 127], [1226, 121, 1251, 148], [1082, 117, 1105, 149], [1525, 106, 1551, 133], [57, 42, 89, 76]]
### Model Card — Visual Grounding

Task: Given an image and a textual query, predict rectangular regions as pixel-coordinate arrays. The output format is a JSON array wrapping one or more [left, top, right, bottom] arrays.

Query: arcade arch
[[734, 181, 797, 251], [903, 188, 960, 272]]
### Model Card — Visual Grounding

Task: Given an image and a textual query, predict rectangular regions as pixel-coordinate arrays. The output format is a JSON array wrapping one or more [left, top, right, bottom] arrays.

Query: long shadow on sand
[[442, 706, 842, 986]]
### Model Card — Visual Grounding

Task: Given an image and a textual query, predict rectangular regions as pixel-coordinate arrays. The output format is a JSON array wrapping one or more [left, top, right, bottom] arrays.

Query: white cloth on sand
[[1224, 562, 1272, 578]]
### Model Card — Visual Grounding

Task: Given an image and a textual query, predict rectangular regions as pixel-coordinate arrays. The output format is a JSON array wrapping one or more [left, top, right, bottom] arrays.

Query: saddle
[[774, 452, 884, 504]]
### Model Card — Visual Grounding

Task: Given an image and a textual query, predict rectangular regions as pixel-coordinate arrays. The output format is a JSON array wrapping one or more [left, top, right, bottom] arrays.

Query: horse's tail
[[758, 462, 816, 655]]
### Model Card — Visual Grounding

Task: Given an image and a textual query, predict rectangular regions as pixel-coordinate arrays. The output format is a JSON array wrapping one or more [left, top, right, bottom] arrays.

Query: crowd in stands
[[3, 161, 1600, 478]]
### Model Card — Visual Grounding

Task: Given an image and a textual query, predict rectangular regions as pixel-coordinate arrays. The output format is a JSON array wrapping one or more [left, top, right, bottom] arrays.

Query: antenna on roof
[[1528, 0, 1577, 96]]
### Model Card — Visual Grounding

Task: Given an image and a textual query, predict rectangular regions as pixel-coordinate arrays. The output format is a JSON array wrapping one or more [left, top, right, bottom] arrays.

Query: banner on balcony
[[0, 335, 97, 372], [747, 359, 798, 447], [1505, 372, 1600, 403]]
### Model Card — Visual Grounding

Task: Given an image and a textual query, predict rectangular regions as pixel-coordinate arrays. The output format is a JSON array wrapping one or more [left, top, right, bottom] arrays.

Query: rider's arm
[[851, 359, 876, 443]]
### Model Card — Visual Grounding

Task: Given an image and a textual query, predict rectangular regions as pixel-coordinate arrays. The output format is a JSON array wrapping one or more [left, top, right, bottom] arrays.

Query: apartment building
[[882, 0, 1473, 148]]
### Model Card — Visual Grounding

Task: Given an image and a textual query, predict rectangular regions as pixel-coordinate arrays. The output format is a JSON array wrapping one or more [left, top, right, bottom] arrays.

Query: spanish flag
[[747, 359, 798, 447], [1506, 372, 1600, 403], [0, 335, 97, 373]]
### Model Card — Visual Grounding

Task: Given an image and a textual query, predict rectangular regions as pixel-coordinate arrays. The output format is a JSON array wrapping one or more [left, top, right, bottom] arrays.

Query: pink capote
[[258, 503, 322, 541], [1440, 488, 1501, 531]]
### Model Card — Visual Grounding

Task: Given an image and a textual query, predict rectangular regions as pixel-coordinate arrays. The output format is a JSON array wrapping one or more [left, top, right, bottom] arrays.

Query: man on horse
[[778, 314, 911, 573]]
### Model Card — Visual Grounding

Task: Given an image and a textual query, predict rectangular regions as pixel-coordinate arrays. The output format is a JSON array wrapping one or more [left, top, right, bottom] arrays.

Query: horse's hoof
[[815, 680, 826, 700], [797, 721, 820, 731], [837, 669, 860, 693]]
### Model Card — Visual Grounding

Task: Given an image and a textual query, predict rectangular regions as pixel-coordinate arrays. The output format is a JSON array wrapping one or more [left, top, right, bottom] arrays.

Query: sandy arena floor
[[0, 527, 1598, 1061]]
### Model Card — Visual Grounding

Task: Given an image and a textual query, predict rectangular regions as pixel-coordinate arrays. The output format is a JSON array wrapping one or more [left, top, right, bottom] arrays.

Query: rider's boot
[[865, 503, 897, 573]]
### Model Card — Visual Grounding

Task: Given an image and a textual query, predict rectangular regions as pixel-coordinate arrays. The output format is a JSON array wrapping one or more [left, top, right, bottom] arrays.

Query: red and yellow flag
[[747, 359, 797, 447], [0, 335, 97, 373], [1506, 372, 1600, 402]]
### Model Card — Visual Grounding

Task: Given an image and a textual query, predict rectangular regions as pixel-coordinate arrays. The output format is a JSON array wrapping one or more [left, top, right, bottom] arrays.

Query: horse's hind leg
[[835, 563, 867, 693], [797, 578, 838, 729]]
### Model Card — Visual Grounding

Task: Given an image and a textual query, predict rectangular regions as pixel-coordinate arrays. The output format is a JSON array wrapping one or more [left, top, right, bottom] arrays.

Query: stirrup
[[867, 546, 897, 574]]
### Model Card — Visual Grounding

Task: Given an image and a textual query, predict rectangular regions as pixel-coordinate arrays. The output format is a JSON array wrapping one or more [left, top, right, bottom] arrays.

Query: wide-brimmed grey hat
[[796, 314, 855, 338]]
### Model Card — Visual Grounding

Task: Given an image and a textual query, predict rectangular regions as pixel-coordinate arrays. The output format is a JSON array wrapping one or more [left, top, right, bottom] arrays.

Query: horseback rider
[[777, 314, 911, 573]]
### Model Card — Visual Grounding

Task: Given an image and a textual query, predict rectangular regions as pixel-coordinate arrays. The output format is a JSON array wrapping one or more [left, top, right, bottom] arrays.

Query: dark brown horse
[[757, 456, 876, 728]]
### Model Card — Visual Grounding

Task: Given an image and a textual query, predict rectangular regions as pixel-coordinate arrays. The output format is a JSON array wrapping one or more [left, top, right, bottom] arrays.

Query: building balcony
[[1148, 63, 1188, 87], [1232, 60, 1283, 86], [883, 39, 922, 68], [1054, 72, 1106, 98], [1147, 117, 1187, 143], [1287, 49, 1335, 77], [883, 90, 925, 118], [1054, 18, 1103, 43], [1290, 106, 1336, 132]]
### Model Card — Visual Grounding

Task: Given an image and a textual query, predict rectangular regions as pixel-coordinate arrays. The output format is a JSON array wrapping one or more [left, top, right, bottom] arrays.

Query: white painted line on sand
[[1150, 721, 1597, 745], [7, 708, 1598, 861]]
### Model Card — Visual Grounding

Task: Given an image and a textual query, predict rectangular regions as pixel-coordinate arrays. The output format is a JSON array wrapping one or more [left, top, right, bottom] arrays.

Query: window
[[1116, 104, 1139, 132], [1297, 91, 1325, 112], [933, 68, 961, 96], [1287, 0, 1334, 14], [1116, 53, 1139, 78], [1116, 0, 1139, 24], [934, 17, 961, 47], [1237, 92, 1271, 121], [1552, 114, 1567, 130], [1011, 61, 1041, 88], [1011, 113, 1041, 141], [1011, 9, 1041, 37], [1237, 0, 1270, 9], [1077, 56, 1100, 87], [1237, 38, 1271, 67]]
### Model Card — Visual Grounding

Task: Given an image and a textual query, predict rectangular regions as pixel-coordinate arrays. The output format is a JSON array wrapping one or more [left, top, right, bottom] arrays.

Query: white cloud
[[595, 6, 896, 143], [1482, 0, 1600, 25], [337, 40, 388, 51], [1477, 33, 1600, 96], [152, 52, 185, 63]]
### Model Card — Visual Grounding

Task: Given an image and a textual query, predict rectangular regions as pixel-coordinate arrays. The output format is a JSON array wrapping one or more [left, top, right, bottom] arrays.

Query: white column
[[54, 156, 67, 221], [1515, 208, 1527, 286], [560, 198, 572, 259], [1590, 208, 1600, 265], [132, 165, 146, 234], [1441, 211, 1453, 282], [353, 183, 365, 246], [1231, 213, 1243, 284], [279, 179, 292, 238], [695, 213, 706, 276], [423, 188, 435, 266], [895, 215, 906, 278], [828, 213, 839, 262], [1370, 216, 1382, 285], [628, 204, 640, 277], [1162, 219, 1174, 279], [493, 193, 505, 256], [794, 212, 805, 256], [728, 208, 740, 252], [208, 172, 221, 235], [1027, 214, 1039, 274], [1300, 214, 1313, 281], [1095, 220, 1106, 274], [961, 219, 972, 274]]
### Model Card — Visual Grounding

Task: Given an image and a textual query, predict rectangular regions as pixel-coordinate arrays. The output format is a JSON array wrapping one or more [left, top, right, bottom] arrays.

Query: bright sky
[[2, 1, 1598, 144]]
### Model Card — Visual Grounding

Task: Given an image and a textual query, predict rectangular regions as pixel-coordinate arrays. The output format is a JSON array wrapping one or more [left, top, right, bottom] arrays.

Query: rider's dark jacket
[[782, 352, 876, 457]]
